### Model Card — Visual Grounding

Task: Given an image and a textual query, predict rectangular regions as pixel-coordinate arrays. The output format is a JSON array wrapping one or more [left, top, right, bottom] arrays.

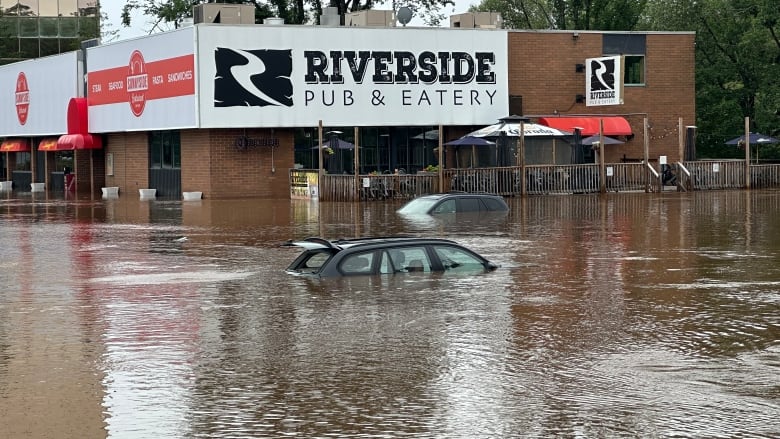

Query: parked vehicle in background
[[397, 192, 508, 215], [284, 236, 499, 278]]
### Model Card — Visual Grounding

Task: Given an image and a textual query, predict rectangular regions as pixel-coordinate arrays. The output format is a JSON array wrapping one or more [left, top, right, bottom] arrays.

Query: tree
[[471, 0, 646, 30], [119, 0, 453, 29]]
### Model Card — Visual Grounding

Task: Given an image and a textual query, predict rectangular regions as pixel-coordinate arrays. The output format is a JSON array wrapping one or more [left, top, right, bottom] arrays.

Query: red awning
[[56, 134, 103, 150], [538, 116, 633, 137], [38, 138, 64, 151], [1, 139, 31, 152]]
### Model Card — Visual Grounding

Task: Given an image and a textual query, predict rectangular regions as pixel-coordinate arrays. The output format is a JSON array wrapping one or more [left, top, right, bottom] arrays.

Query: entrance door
[[148, 131, 182, 198]]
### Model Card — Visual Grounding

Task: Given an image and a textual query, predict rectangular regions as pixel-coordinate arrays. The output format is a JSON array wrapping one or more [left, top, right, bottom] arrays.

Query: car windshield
[[397, 197, 439, 214]]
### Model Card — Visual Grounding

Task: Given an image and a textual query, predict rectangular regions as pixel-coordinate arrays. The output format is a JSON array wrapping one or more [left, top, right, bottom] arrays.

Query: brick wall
[[206, 128, 295, 199], [104, 132, 149, 196], [508, 31, 695, 162]]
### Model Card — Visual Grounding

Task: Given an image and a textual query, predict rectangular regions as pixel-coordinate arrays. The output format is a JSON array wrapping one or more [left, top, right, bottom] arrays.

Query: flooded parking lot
[[1, 190, 779, 438]]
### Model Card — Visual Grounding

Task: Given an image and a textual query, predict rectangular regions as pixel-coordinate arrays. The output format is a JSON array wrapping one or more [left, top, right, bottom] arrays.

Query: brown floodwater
[[0, 190, 778, 438]]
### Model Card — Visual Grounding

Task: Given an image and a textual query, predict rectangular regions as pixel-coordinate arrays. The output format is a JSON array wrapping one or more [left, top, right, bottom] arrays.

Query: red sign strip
[[88, 54, 195, 107]]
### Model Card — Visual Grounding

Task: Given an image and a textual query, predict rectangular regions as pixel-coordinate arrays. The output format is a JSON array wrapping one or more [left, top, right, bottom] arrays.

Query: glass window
[[624, 55, 645, 86], [59, 0, 78, 17], [15, 151, 31, 170], [18, 17, 37, 37], [39, 0, 57, 16], [397, 247, 430, 273], [77, 15, 97, 37], [457, 197, 482, 212], [340, 252, 374, 275], [149, 130, 181, 169], [39, 37, 59, 56], [433, 245, 486, 273], [431, 199, 456, 214], [77, 0, 97, 17], [39, 17, 57, 36], [0, 16, 19, 35], [59, 17, 78, 36], [1, 0, 20, 15], [18, 37, 37, 57], [17, 0, 37, 16]]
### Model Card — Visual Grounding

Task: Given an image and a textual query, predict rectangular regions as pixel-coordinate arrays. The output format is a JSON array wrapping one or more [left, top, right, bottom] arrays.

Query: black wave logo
[[589, 58, 615, 92], [214, 47, 293, 107]]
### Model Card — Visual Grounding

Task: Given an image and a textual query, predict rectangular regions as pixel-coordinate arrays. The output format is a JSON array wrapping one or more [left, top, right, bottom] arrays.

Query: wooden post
[[519, 121, 526, 196], [644, 117, 650, 192], [678, 117, 684, 163], [599, 119, 606, 194], [354, 126, 360, 202], [318, 120, 324, 199], [745, 116, 751, 189], [437, 124, 443, 194]]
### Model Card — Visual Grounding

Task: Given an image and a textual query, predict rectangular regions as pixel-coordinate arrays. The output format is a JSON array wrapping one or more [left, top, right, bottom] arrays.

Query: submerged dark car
[[284, 236, 498, 278], [397, 192, 508, 215]]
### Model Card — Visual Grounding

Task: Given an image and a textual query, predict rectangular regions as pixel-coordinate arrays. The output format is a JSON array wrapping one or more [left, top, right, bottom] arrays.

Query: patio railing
[[289, 160, 780, 201]]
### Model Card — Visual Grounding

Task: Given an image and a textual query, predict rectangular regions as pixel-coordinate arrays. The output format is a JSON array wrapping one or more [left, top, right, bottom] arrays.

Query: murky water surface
[[1, 190, 779, 438]]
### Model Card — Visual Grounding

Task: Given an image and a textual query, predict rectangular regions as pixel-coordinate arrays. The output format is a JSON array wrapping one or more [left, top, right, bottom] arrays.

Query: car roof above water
[[285, 236, 459, 251]]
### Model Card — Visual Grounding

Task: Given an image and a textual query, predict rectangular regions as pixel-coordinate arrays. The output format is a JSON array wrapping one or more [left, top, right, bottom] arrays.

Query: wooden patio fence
[[290, 160, 780, 201]]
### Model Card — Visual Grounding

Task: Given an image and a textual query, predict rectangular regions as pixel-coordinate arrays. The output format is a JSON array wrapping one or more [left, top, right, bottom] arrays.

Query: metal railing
[[292, 161, 780, 201]]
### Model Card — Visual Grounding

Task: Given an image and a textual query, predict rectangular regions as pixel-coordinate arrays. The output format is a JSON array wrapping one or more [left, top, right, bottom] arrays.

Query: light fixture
[[575, 94, 585, 103], [572, 32, 579, 41], [575, 63, 585, 73]]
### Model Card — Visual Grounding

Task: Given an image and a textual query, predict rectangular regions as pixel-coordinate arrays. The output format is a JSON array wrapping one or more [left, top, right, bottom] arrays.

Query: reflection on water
[[1, 190, 779, 438]]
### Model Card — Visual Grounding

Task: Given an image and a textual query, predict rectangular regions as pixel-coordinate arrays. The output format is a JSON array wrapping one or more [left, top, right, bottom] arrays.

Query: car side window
[[432, 199, 456, 214], [483, 198, 506, 211], [302, 251, 330, 270], [340, 253, 374, 275], [400, 247, 431, 273], [457, 197, 482, 212], [434, 245, 486, 272]]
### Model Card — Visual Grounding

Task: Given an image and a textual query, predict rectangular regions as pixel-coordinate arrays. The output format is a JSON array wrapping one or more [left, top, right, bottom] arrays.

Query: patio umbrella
[[725, 132, 779, 164], [724, 133, 779, 145], [444, 136, 496, 146], [466, 122, 571, 138], [580, 135, 624, 145], [314, 138, 355, 149]]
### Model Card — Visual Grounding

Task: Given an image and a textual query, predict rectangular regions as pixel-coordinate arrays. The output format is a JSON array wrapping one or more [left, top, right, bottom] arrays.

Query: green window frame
[[149, 130, 181, 169], [624, 55, 645, 86]]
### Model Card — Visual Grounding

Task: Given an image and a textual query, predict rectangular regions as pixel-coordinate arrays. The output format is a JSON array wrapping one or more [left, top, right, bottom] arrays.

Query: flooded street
[[1, 190, 779, 438]]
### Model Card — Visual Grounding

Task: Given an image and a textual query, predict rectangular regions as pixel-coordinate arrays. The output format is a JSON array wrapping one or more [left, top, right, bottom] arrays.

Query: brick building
[[0, 22, 694, 199]]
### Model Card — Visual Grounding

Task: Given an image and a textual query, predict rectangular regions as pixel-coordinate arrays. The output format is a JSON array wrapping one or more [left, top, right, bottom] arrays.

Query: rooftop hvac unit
[[320, 6, 341, 26], [449, 12, 502, 29], [345, 10, 394, 27], [193, 4, 256, 24]]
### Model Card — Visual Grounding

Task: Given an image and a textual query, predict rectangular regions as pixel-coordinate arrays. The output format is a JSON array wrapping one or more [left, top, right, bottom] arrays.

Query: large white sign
[[586, 55, 623, 107], [0, 51, 80, 137], [196, 25, 508, 128], [87, 27, 197, 132]]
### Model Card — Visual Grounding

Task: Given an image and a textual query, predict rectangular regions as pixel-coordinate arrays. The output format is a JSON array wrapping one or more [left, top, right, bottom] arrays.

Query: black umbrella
[[580, 135, 624, 145], [312, 138, 355, 150], [725, 133, 779, 145], [444, 136, 496, 146]]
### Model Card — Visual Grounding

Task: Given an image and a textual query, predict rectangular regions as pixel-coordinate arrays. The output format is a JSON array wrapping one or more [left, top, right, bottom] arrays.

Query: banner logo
[[127, 50, 149, 116], [15, 72, 29, 125], [214, 48, 294, 107], [586, 55, 623, 106]]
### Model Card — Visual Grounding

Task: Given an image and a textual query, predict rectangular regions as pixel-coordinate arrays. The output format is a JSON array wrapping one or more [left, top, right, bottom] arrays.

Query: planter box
[[30, 182, 45, 192], [139, 188, 156, 199], [183, 191, 202, 201], [0, 181, 12, 191], [102, 187, 119, 198]]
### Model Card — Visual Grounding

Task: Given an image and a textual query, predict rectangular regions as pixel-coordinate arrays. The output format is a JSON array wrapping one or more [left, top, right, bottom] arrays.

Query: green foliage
[[119, 0, 453, 28], [474, 0, 779, 159]]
